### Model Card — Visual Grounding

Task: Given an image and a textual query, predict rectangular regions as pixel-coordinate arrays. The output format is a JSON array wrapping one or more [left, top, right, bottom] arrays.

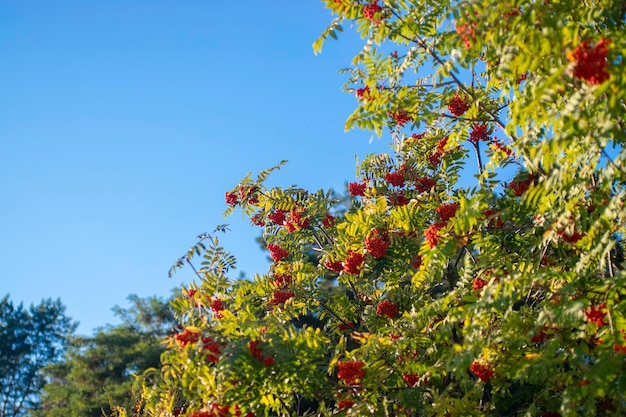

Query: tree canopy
[[0, 296, 76, 417], [32, 294, 176, 417], [129, 1, 625, 416]]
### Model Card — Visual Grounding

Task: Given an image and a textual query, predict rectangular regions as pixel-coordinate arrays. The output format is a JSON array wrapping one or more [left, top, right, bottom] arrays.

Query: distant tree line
[[0, 293, 176, 417]]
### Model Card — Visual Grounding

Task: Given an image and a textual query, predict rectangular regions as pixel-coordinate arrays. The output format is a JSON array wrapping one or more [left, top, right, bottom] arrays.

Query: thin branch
[[317, 300, 357, 331], [474, 142, 484, 176], [185, 259, 203, 281]]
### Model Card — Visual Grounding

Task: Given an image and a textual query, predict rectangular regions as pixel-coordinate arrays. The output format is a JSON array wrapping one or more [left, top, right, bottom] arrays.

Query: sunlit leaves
[[131, 1, 626, 416]]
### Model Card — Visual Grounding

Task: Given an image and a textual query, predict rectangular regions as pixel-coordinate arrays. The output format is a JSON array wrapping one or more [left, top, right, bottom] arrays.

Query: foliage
[[0, 295, 76, 417], [32, 295, 175, 417], [132, 1, 625, 416]]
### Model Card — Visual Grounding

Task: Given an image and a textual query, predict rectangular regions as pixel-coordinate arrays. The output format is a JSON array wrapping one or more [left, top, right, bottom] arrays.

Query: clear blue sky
[[0, 1, 391, 335]]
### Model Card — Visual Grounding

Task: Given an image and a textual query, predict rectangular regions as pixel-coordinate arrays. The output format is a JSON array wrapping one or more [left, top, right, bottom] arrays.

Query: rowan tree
[[129, 1, 625, 416]]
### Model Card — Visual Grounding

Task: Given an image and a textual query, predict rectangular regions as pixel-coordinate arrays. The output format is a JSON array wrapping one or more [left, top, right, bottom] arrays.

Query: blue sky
[[0, 1, 393, 335]]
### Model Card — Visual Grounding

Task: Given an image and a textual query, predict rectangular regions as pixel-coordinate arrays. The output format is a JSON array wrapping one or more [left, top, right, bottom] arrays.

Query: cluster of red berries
[[225, 186, 260, 206], [349, 181, 367, 196], [411, 254, 423, 269], [469, 124, 489, 144], [472, 277, 487, 291], [286, 209, 309, 232], [355, 86, 370, 100], [436, 136, 449, 154], [249, 340, 275, 367], [239, 186, 259, 205], [188, 404, 254, 417], [337, 399, 355, 409], [344, 251, 366, 274], [376, 300, 399, 319], [585, 304, 606, 327], [337, 360, 366, 385], [469, 360, 494, 382], [448, 93, 470, 116], [390, 110, 411, 127], [426, 136, 451, 167], [491, 140, 513, 156], [225, 191, 238, 206], [188, 411, 211, 417], [425, 221, 446, 248], [267, 209, 286, 225], [436, 202, 459, 222], [363, 1, 383, 23], [324, 259, 344, 273], [270, 290, 294, 305], [337, 322, 356, 331], [557, 227, 585, 244], [365, 230, 390, 258], [267, 244, 289, 262], [509, 174, 535, 196], [202, 336, 222, 363], [322, 213, 335, 227], [402, 372, 420, 387], [250, 213, 265, 226], [271, 273, 292, 288], [211, 298, 224, 319], [455, 22, 475, 48], [427, 152, 442, 166], [415, 176, 436, 192], [175, 329, 200, 348], [389, 192, 409, 206], [571, 38, 610, 85], [385, 170, 406, 187]]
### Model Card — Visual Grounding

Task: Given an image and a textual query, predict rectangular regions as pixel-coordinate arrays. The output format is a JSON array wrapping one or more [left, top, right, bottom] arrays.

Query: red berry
[[267, 210, 286, 225], [427, 152, 442, 166], [225, 191, 238, 205], [448, 93, 470, 116], [337, 360, 365, 385], [469, 124, 489, 144], [469, 360, 494, 382], [175, 329, 200, 348], [571, 38, 610, 85], [415, 176, 436, 193], [355, 86, 370, 100], [585, 304, 606, 327], [365, 232, 390, 258], [436, 202, 459, 222], [322, 213, 335, 228], [402, 373, 419, 387], [363, 2, 383, 23], [343, 251, 365, 275], [376, 300, 399, 319], [337, 399, 355, 409], [324, 259, 344, 273], [425, 222, 446, 248], [389, 110, 411, 127], [270, 290, 294, 305], [267, 244, 289, 262], [385, 170, 406, 187], [472, 277, 487, 291], [349, 182, 367, 197]]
